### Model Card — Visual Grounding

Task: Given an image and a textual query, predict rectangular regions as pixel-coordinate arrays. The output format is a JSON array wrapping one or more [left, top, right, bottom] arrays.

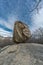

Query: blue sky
[[0, 0, 43, 37]]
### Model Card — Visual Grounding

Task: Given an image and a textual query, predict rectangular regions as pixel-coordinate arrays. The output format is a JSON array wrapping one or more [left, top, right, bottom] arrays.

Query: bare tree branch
[[29, 0, 42, 13]]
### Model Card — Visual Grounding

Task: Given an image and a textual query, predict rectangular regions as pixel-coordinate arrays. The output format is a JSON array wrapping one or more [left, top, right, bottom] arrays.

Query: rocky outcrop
[[0, 43, 43, 65]]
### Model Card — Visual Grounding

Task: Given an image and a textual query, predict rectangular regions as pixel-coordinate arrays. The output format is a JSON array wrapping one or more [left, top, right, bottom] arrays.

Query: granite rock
[[0, 43, 43, 65], [13, 21, 31, 43]]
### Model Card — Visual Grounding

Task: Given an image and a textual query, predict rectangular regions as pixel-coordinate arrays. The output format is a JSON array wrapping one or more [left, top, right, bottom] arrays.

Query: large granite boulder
[[13, 21, 31, 43]]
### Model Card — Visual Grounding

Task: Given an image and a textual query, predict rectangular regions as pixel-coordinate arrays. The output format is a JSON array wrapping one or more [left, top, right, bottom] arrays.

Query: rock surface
[[13, 21, 31, 43], [0, 43, 43, 65]]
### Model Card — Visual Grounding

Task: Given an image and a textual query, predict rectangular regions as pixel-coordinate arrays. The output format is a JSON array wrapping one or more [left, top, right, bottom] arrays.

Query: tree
[[31, 27, 43, 43], [29, 0, 42, 13]]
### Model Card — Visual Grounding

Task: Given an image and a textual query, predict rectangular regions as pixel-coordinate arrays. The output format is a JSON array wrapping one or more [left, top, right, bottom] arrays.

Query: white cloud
[[0, 14, 19, 29], [0, 28, 12, 37], [31, 8, 43, 32], [7, 15, 19, 30], [0, 14, 19, 37]]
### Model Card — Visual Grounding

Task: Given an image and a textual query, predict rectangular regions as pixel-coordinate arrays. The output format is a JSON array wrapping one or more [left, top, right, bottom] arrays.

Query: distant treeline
[[27, 27, 43, 44]]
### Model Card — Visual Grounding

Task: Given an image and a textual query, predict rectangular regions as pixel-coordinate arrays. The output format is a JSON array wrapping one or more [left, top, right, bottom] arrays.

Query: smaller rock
[[0, 45, 18, 54], [7, 45, 18, 53]]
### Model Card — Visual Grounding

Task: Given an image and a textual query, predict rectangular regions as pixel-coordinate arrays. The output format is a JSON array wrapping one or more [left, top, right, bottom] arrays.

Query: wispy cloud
[[31, 5, 43, 32], [0, 28, 12, 37], [0, 15, 19, 37], [0, 15, 18, 37]]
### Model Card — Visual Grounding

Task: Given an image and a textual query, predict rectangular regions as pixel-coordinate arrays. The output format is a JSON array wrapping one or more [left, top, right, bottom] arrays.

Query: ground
[[0, 43, 43, 65]]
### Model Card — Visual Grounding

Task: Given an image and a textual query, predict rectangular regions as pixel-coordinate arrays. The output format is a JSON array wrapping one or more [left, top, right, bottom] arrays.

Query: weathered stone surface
[[13, 21, 31, 43], [0, 43, 43, 65]]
